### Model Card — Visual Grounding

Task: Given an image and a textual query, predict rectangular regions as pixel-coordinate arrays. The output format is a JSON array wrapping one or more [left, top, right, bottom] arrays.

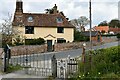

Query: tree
[[45, 9, 54, 14], [70, 16, 89, 32], [98, 21, 108, 26], [74, 28, 89, 42], [108, 19, 120, 28], [101, 30, 106, 34], [0, 13, 21, 46]]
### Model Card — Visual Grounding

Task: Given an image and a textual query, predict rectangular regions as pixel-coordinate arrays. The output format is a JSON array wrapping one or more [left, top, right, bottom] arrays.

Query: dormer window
[[56, 17, 63, 23], [28, 16, 33, 22]]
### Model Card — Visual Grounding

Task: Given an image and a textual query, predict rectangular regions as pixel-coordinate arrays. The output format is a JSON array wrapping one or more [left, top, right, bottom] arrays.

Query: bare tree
[[70, 16, 89, 32], [1, 13, 21, 46]]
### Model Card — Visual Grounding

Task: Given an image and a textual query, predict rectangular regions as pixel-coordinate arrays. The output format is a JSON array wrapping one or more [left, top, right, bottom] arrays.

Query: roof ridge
[[23, 13, 61, 15]]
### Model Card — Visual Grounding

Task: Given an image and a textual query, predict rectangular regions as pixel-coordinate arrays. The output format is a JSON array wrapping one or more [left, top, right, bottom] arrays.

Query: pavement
[[0, 70, 47, 80]]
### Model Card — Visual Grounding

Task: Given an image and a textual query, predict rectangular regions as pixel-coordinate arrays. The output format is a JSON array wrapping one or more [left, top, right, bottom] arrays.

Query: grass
[[5, 64, 23, 73]]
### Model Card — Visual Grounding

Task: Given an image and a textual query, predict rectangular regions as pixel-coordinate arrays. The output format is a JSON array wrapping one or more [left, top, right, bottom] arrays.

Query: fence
[[1, 44, 79, 79]]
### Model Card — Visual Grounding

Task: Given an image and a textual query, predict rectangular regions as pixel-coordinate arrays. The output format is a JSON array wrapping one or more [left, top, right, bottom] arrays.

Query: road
[[10, 41, 119, 64]]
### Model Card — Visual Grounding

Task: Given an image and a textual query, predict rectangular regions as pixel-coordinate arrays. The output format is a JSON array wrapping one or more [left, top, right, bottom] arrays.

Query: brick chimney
[[53, 4, 58, 14], [15, 0, 23, 14], [13, 0, 23, 26]]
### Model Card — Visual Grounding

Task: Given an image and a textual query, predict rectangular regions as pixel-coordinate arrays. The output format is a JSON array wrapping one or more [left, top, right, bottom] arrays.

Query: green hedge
[[101, 34, 116, 37], [25, 37, 45, 45], [74, 30, 89, 42]]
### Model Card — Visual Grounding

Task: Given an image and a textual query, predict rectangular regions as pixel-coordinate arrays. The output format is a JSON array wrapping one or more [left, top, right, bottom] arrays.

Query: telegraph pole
[[89, 0, 92, 47], [89, 0, 92, 69]]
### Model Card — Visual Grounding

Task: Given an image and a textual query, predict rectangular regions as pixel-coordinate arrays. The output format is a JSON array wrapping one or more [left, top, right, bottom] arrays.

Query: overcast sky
[[0, 0, 119, 29]]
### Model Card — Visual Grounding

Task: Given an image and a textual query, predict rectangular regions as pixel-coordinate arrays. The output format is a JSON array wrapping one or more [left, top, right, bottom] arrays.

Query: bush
[[74, 29, 89, 42], [102, 73, 119, 80], [13, 35, 24, 46], [76, 46, 120, 79], [116, 33, 120, 38], [25, 37, 45, 45]]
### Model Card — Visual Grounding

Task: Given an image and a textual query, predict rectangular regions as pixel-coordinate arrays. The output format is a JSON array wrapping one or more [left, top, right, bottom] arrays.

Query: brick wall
[[11, 44, 47, 56], [54, 42, 84, 52], [0, 42, 103, 57]]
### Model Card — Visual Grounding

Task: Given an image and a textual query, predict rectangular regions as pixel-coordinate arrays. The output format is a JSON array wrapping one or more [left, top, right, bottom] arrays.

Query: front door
[[47, 40, 52, 52]]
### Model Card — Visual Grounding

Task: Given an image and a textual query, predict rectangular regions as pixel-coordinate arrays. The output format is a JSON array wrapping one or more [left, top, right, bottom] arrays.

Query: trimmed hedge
[[25, 37, 45, 45]]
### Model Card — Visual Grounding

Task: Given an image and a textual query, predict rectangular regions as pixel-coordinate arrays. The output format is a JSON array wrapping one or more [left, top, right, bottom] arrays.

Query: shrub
[[25, 37, 45, 45], [116, 33, 120, 38], [102, 73, 119, 80], [74, 29, 89, 42], [76, 46, 120, 79], [13, 35, 24, 46]]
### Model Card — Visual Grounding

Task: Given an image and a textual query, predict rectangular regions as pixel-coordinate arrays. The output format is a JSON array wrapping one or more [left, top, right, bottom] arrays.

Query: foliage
[[74, 29, 89, 42], [1, 13, 21, 47], [98, 19, 120, 28], [70, 16, 89, 32], [6, 64, 22, 73], [45, 8, 54, 14], [13, 35, 25, 46], [25, 37, 45, 45], [98, 21, 108, 26], [101, 30, 106, 34], [102, 73, 119, 79], [101, 34, 116, 37], [73, 46, 120, 79], [109, 19, 120, 28], [116, 33, 120, 38]]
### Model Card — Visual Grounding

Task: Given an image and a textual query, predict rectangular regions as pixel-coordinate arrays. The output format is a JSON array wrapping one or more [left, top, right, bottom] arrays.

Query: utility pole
[[89, 0, 92, 47], [89, 0, 92, 70]]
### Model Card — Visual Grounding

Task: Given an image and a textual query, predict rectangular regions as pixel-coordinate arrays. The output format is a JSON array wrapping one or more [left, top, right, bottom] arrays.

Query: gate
[[2, 45, 79, 78]]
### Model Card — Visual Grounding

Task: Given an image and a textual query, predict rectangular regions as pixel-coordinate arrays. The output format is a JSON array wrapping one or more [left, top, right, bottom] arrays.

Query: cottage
[[12, 0, 74, 46]]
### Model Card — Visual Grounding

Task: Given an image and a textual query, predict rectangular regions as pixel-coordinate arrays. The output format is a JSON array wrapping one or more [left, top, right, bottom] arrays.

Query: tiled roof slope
[[13, 13, 74, 28], [93, 26, 109, 33], [81, 31, 101, 37]]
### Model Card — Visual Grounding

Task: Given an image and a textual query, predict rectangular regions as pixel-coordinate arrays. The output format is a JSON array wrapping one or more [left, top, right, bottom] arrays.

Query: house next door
[[47, 40, 52, 52]]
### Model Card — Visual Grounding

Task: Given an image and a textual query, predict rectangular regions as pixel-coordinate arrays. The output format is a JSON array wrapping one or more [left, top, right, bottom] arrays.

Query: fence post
[[51, 54, 57, 78], [3, 44, 11, 72]]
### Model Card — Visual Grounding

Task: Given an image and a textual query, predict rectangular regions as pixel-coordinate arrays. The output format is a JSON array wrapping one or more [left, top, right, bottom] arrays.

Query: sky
[[0, 0, 120, 29]]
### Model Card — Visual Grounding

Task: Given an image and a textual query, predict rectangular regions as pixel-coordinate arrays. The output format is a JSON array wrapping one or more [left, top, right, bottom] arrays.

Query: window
[[25, 26, 34, 34], [57, 27, 64, 33], [28, 16, 33, 22], [57, 38, 66, 43], [56, 17, 63, 23]]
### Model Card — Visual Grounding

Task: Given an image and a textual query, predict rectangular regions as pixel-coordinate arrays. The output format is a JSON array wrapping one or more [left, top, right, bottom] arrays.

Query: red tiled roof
[[93, 26, 109, 33], [109, 27, 120, 33], [13, 13, 74, 28]]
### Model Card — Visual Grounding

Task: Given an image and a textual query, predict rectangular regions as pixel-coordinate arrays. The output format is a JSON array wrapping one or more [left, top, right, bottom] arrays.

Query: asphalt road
[[10, 41, 119, 64]]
